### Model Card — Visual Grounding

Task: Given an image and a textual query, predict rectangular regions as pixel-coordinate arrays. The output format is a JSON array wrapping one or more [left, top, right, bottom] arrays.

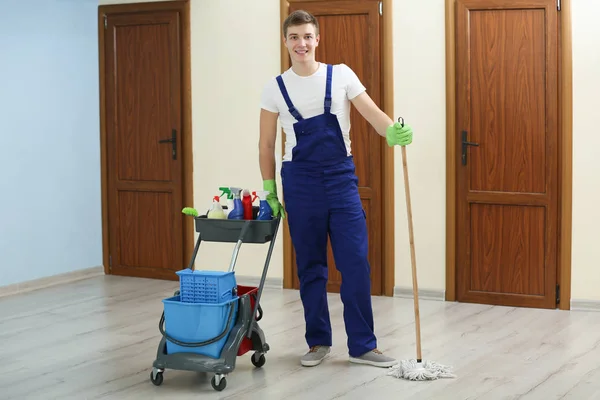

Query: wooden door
[[287, 0, 384, 295], [102, 7, 187, 280], [455, 0, 560, 308]]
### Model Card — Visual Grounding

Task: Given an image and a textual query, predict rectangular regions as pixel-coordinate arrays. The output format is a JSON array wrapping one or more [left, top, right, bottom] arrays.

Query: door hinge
[[557, 0, 561, 11], [379, 1, 382, 15], [104, 14, 107, 28], [556, 284, 560, 304]]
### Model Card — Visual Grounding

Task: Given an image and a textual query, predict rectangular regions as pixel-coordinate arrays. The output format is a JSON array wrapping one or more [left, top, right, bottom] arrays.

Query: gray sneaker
[[300, 346, 331, 367], [349, 349, 398, 368]]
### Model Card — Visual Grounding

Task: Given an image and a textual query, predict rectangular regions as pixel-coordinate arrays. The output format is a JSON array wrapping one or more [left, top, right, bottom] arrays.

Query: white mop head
[[387, 359, 456, 381]]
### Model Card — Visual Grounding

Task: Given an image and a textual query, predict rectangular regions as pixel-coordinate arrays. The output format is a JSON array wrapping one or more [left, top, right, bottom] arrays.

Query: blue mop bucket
[[161, 295, 239, 359]]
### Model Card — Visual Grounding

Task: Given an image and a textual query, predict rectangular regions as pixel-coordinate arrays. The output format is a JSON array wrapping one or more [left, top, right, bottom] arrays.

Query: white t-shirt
[[260, 63, 366, 162]]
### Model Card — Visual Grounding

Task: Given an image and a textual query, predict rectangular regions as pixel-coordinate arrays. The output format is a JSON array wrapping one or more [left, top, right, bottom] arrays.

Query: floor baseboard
[[393, 286, 446, 301], [0, 266, 104, 298], [235, 275, 283, 289], [570, 299, 600, 312]]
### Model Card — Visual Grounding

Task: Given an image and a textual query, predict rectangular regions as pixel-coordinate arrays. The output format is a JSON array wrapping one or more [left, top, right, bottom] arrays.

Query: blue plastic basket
[[162, 295, 239, 359], [176, 269, 237, 303]]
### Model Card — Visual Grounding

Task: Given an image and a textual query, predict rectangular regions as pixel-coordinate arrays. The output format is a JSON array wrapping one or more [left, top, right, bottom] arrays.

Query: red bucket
[[236, 285, 261, 356]]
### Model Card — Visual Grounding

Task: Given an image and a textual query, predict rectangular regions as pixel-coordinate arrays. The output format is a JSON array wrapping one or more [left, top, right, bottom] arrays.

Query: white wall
[[188, 0, 284, 280], [390, 0, 447, 292], [97, 0, 600, 302], [570, 0, 600, 302]]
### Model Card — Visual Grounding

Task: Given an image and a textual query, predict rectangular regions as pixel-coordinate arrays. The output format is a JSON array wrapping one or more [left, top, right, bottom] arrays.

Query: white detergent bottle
[[207, 196, 226, 219], [219, 187, 235, 217]]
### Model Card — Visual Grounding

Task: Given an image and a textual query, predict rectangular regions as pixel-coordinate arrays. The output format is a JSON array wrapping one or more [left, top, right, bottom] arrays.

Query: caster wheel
[[150, 369, 163, 386], [251, 352, 266, 368], [211, 375, 227, 391], [174, 290, 180, 296]]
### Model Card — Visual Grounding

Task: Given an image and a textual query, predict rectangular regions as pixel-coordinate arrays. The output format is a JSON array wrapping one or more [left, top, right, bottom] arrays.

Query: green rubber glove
[[181, 207, 199, 217], [263, 179, 285, 218], [385, 121, 413, 147]]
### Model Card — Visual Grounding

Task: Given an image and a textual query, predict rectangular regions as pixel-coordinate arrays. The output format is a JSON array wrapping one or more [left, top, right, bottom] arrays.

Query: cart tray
[[194, 216, 279, 243]]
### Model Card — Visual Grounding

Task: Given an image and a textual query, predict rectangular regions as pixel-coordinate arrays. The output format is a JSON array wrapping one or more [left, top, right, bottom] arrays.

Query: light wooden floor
[[1, 275, 600, 400]]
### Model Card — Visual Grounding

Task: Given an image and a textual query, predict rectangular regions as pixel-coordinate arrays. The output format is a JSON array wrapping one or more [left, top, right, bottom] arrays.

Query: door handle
[[159, 129, 177, 160], [461, 130, 479, 165]]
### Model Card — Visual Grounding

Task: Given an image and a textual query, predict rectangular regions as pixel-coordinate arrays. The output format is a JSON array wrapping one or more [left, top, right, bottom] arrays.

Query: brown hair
[[283, 10, 319, 38]]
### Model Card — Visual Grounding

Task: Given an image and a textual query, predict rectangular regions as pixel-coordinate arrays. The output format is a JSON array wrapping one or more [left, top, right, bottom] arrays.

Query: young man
[[258, 10, 413, 368]]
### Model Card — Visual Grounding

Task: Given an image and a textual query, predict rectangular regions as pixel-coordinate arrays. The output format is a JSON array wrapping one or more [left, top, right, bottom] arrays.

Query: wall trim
[[236, 275, 283, 290], [570, 300, 600, 312], [394, 286, 446, 302], [0, 266, 104, 298]]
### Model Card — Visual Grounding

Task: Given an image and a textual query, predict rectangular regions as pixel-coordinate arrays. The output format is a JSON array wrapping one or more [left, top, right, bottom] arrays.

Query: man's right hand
[[263, 179, 285, 218]]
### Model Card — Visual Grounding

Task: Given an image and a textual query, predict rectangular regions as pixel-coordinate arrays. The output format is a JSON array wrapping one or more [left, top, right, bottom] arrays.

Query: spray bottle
[[219, 187, 235, 217], [227, 187, 244, 220], [241, 189, 253, 220], [207, 196, 226, 219], [252, 190, 273, 220]]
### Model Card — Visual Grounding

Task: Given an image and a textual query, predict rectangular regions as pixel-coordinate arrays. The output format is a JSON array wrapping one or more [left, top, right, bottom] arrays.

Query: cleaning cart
[[150, 212, 281, 392]]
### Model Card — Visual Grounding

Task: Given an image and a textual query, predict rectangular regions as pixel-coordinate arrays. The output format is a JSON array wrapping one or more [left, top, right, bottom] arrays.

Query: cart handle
[[250, 292, 263, 321], [158, 301, 236, 348]]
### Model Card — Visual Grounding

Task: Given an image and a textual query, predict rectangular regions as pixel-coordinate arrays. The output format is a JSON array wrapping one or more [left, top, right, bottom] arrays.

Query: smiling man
[[258, 10, 413, 368]]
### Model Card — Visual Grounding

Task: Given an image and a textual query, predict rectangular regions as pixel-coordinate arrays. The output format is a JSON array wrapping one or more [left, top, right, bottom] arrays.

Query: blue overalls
[[277, 64, 377, 357]]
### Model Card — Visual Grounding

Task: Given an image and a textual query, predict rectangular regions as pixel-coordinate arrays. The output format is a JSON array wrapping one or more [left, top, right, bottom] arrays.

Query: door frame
[[444, 0, 573, 309], [98, 0, 194, 278], [279, 0, 396, 296]]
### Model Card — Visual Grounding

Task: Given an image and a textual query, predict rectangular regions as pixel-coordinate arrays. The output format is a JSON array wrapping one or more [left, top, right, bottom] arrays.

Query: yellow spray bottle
[[207, 196, 226, 219]]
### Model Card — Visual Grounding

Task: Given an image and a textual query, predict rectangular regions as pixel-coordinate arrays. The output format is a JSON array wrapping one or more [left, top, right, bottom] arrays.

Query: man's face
[[284, 23, 320, 64]]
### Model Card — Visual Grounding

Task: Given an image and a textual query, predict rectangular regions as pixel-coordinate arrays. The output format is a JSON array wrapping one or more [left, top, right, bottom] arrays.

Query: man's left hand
[[385, 122, 413, 147]]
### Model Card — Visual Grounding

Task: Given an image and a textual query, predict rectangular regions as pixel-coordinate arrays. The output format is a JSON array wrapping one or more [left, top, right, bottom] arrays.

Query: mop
[[387, 118, 456, 381]]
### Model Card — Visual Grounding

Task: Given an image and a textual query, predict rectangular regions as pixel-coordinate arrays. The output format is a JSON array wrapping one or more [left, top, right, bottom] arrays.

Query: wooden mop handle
[[398, 117, 422, 362]]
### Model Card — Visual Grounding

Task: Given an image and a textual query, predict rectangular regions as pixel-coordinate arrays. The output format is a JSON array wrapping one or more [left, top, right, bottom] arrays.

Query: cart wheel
[[251, 352, 266, 368], [211, 375, 227, 391], [150, 369, 163, 386]]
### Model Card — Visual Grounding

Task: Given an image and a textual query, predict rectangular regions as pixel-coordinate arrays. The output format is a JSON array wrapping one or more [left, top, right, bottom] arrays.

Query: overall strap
[[276, 75, 303, 121], [324, 64, 333, 114]]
